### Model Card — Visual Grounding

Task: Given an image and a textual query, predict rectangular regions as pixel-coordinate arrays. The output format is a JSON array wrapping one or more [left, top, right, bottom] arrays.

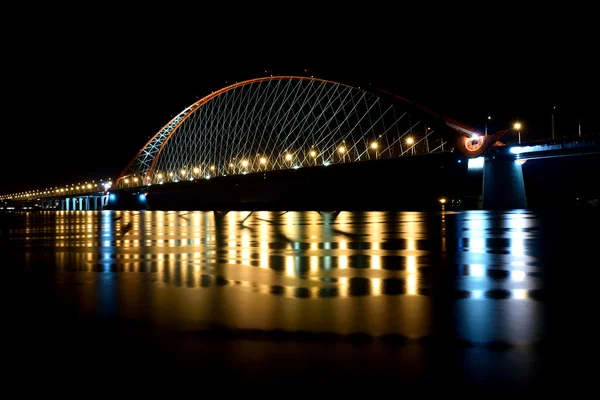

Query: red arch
[[116, 76, 353, 186]]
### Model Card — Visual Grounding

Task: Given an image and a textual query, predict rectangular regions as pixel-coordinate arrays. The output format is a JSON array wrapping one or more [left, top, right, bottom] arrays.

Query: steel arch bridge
[[115, 76, 504, 189]]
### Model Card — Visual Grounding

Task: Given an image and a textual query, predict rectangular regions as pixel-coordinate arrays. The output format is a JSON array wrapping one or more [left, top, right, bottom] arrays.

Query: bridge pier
[[104, 190, 148, 210], [482, 154, 527, 209], [46, 195, 110, 211]]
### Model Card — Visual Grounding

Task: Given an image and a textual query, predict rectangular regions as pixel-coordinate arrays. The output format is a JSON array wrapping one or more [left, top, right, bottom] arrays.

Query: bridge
[[2, 76, 599, 211]]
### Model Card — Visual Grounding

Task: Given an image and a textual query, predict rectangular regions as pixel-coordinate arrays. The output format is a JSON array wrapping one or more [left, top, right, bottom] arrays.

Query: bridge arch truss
[[115, 76, 449, 189]]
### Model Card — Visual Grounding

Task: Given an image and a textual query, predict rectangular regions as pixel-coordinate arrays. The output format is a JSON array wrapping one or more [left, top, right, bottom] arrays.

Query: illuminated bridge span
[[8, 76, 597, 210], [114, 76, 495, 190]]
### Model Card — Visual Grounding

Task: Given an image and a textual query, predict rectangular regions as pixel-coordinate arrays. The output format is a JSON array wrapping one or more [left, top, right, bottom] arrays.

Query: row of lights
[[0, 179, 112, 201], [118, 138, 420, 187]]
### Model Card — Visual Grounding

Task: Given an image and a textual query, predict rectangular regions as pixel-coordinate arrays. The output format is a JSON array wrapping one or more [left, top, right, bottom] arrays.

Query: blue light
[[109, 193, 116, 201], [139, 193, 146, 200]]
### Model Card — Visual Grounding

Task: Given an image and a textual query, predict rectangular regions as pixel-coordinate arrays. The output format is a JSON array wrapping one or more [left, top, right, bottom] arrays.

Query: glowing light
[[285, 256, 295, 276], [372, 278, 382, 296], [241, 160, 249, 167], [310, 150, 316, 157], [180, 169, 186, 176], [338, 146, 346, 153], [467, 157, 484, 169], [439, 198, 446, 204], [193, 167, 200, 174], [259, 157, 267, 165], [468, 264, 485, 277], [285, 153, 293, 161], [511, 270, 526, 281], [513, 122, 522, 130], [157, 173, 164, 180], [515, 159, 527, 165], [370, 142, 378, 149], [406, 137, 414, 145], [210, 165, 215, 171]]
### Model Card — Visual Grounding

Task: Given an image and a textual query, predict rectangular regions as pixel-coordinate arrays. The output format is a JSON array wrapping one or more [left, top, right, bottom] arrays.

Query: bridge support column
[[482, 155, 527, 209]]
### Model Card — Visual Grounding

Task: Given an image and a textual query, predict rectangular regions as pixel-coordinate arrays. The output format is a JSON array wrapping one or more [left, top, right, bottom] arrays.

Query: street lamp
[[406, 136, 415, 155], [338, 145, 346, 162], [370, 142, 378, 159], [551, 106, 556, 140], [513, 122, 522, 144], [310, 149, 317, 165], [485, 116, 492, 135]]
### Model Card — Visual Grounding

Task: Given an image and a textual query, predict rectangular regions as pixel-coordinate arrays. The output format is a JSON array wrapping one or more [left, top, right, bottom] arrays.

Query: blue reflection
[[97, 211, 117, 317], [454, 210, 543, 345], [507, 210, 526, 257], [468, 264, 485, 277]]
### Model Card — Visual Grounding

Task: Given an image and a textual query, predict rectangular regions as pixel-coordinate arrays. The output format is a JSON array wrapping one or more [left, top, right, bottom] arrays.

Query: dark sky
[[2, 6, 597, 194]]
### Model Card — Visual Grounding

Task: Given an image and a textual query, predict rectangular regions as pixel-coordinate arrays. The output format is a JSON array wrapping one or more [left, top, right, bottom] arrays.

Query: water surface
[[3, 209, 597, 394]]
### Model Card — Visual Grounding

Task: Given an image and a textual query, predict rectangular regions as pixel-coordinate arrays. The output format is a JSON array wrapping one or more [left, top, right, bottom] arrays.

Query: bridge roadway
[[1, 192, 108, 211], [507, 137, 600, 160], [106, 136, 600, 211], [3, 136, 599, 211]]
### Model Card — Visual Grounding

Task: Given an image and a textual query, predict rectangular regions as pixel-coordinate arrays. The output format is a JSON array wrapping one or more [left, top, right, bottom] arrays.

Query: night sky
[[2, 6, 597, 194]]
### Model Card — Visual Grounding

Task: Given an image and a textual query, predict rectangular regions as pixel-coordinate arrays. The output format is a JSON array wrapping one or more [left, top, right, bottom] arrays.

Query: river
[[2, 209, 598, 394]]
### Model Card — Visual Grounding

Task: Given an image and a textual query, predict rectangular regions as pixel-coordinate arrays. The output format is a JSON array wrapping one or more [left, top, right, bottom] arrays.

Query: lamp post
[[551, 106, 556, 140], [485, 116, 491, 135], [406, 137, 414, 155], [310, 149, 317, 165], [513, 122, 522, 144], [370, 142, 378, 159], [338, 145, 346, 163]]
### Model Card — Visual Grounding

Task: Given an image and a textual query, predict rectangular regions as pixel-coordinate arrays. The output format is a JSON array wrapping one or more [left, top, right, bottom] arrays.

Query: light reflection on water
[[8, 210, 545, 344]]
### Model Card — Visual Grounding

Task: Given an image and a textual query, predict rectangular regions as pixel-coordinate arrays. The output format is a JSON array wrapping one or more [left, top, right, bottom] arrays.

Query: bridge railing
[[516, 132, 600, 146], [116, 137, 451, 189], [0, 178, 113, 201]]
